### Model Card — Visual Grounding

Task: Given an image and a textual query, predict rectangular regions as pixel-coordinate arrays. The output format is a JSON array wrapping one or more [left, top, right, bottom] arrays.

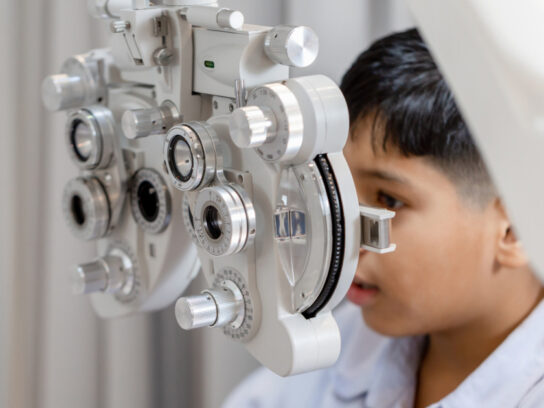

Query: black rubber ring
[[302, 154, 345, 319]]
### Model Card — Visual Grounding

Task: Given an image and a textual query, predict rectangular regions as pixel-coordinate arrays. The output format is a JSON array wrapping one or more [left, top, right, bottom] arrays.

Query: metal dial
[[229, 105, 277, 149], [264, 25, 319, 68], [213, 268, 255, 341], [122, 101, 180, 140], [62, 177, 110, 240], [42, 52, 108, 112], [244, 83, 304, 162], [164, 123, 217, 191], [193, 185, 255, 257], [72, 245, 136, 299], [130, 168, 171, 234], [182, 194, 199, 244], [174, 279, 244, 330]]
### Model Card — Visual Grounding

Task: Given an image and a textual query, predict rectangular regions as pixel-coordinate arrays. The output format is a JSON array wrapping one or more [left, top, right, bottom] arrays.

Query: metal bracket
[[360, 205, 396, 254]]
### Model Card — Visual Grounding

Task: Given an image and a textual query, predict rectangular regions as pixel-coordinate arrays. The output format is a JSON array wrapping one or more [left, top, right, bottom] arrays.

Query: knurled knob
[[72, 253, 131, 295], [122, 102, 179, 139], [175, 285, 243, 330], [229, 106, 277, 149], [42, 74, 86, 112], [264, 25, 319, 68]]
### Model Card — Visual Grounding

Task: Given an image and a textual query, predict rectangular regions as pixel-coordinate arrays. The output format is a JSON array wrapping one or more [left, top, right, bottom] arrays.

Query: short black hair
[[340, 28, 495, 206]]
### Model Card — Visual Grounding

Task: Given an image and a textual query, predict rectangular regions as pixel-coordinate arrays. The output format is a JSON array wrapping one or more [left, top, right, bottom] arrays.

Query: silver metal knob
[[264, 25, 319, 68], [175, 293, 218, 329], [110, 20, 130, 33], [122, 102, 180, 140], [229, 106, 277, 149], [42, 74, 86, 112], [73, 260, 108, 294], [72, 253, 130, 295], [175, 282, 244, 330]]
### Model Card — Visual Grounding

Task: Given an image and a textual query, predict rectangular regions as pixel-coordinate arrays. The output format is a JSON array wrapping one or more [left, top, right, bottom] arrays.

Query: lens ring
[[62, 177, 110, 240], [164, 123, 217, 191], [65, 106, 115, 170], [168, 135, 194, 183], [193, 185, 254, 257]]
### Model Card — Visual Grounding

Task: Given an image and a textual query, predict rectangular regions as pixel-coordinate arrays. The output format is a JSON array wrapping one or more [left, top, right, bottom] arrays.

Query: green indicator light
[[204, 60, 215, 69]]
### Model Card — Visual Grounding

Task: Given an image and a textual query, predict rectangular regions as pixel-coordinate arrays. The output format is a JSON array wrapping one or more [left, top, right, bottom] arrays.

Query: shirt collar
[[438, 298, 544, 408], [332, 298, 544, 407], [331, 304, 426, 404]]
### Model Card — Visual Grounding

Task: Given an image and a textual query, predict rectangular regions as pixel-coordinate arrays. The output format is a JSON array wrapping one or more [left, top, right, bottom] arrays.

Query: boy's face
[[344, 118, 503, 336]]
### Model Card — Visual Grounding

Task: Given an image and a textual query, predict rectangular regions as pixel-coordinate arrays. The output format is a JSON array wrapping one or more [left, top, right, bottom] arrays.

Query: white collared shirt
[[223, 299, 544, 408]]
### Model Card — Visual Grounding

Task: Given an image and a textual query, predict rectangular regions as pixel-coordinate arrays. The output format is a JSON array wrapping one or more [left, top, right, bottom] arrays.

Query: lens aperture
[[137, 181, 160, 222], [203, 205, 222, 240], [71, 119, 94, 161], [71, 194, 86, 226]]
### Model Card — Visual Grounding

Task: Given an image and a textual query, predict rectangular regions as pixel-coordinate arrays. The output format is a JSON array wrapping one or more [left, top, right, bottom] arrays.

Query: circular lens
[[71, 119, 94, 161], [137, 181, 160, 222], [169, 137, 193, 182], [203, 205, 222, 240], [71, 194, 86, 226]]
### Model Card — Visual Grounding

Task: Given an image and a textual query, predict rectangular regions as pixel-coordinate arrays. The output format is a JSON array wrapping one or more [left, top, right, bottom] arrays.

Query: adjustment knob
[[229, 106, 277, 148], [122, 101, 180, 140], [72, 252, 132, 295], [264, 25, 319, 68], [175, 282, 244, 330], [42, 74, 86, 112]]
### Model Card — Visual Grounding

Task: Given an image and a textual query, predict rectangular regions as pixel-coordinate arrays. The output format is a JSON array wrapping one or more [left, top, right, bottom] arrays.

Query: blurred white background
[[0, 1, 412, 407]]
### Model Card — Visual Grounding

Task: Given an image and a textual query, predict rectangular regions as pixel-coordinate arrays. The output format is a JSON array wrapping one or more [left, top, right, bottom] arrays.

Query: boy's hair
[[340, 28, 496, 206]]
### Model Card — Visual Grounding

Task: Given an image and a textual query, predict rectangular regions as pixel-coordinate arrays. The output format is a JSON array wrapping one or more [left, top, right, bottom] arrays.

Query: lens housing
[[164, 123, 217, 191], [62, 177, 111, 240], [193, 185, 255, 257], [65, 105, 115, 170]]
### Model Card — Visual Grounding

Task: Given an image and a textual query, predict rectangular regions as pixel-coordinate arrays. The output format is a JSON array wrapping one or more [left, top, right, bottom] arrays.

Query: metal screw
[[153, 48, 174, 66], [110, 20, 130, 34]]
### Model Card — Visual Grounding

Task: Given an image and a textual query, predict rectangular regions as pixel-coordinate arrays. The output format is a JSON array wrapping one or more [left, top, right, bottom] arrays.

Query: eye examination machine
[[39, 0, 544, 382], [42, 0, 396, 376]]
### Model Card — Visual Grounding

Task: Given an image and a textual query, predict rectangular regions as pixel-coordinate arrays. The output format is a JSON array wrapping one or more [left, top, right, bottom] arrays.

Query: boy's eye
[[376, 191, 404, 210]]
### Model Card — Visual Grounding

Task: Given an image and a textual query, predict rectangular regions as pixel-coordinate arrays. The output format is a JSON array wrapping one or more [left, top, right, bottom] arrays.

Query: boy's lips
[[346, 277, 380, 306]]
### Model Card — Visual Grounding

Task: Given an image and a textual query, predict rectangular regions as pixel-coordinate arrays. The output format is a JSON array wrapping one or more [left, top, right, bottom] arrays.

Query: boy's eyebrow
[[357, 169, 411, 185]]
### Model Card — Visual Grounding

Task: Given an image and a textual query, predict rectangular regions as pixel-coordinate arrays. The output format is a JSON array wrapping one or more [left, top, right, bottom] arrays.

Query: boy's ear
[[494, 200, 529, 269]]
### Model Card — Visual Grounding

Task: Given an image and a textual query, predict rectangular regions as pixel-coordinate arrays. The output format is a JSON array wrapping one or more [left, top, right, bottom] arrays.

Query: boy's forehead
[[344, 119, 453, 191], [346, 118, 404, 165]]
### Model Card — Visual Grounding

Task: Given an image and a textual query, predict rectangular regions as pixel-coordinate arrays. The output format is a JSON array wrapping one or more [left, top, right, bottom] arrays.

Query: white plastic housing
[[193, 26, 289, 98]]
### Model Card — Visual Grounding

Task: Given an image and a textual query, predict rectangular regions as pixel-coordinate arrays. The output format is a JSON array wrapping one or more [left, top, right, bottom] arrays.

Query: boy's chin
[[360, 307, 425, 337]]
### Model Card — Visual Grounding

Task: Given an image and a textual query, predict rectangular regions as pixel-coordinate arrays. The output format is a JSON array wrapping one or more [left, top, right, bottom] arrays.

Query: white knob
[[217, 9, 244, 29], [42, 74, 86, 112], [229, 106, 277, 148], [264, 25, 319, 68]]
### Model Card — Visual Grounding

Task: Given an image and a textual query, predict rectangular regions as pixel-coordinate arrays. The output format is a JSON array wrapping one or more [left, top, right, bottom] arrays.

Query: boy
[[223, 29, 544, 408]]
